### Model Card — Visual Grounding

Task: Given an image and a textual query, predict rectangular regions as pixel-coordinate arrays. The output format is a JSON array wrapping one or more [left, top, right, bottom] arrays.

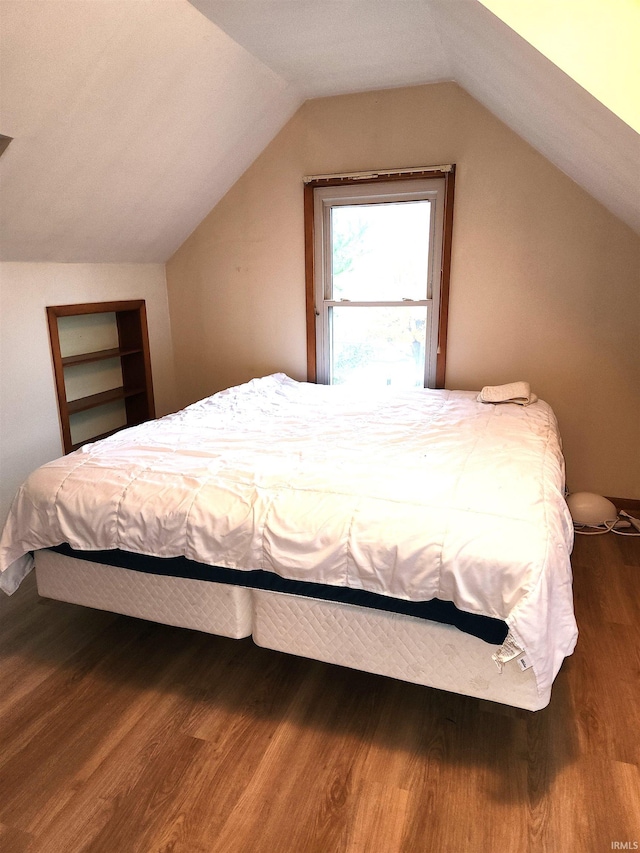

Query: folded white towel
[[477, 382, 538, 406]]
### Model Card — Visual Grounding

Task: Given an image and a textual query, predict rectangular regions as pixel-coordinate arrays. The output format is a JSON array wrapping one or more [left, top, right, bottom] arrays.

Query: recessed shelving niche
[[47, 300, 155, 453]]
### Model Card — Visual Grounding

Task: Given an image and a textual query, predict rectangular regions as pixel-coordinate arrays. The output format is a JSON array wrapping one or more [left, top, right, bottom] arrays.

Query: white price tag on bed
[[492, 633, 525, 672]]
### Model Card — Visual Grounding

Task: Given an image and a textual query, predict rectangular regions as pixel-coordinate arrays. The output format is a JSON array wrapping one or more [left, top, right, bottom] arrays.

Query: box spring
[[34, 549, 545, 711]]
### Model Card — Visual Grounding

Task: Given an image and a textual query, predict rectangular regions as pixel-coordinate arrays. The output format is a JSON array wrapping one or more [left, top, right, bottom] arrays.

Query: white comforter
[[0, 374, 577, 696]]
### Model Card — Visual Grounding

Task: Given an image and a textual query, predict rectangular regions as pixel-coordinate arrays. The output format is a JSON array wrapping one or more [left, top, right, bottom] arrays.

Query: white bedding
[[0, 373, 577, 697]]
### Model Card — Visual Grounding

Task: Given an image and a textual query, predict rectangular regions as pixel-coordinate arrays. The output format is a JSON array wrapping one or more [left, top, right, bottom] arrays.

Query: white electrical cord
[[573, 510, 640, 536]]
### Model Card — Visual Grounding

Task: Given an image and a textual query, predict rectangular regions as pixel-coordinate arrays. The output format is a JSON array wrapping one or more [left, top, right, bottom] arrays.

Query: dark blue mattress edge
[[48, 543, 509, 646]]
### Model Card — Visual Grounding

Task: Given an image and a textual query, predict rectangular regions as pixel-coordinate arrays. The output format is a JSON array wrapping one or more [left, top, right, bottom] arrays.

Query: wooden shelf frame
[[47, 300, 155, 454], [61, 346, 142, 367], [66, 385, 147, 415]]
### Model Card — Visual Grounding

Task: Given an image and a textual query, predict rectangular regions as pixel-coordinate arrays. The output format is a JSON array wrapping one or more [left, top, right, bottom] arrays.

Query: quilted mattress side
[[252, 589, 546, 711], [34, 550, 253, 639]]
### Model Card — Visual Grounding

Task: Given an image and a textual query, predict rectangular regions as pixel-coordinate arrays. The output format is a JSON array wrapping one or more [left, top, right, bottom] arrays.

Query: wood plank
[[0, 534, 637, 852], [70, 426, 126, 451], [0, 821, 31, 853], [67, 385, 145, 414], [61, 346, 141, 367]]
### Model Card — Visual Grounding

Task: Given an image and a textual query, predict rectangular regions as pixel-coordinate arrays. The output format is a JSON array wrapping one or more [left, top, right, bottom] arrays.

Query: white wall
[[0, 263, 177, 525], [167, 83, 640, 499]]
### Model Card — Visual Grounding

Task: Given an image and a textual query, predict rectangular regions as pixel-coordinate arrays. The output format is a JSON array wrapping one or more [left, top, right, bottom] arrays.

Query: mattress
[[48, 542, 509, 645], [0, 373, 578, 702], [35, 549, 543, 711]]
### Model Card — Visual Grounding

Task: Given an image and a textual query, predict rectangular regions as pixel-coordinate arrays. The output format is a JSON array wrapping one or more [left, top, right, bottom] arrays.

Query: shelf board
[[61, 346, 142, 367], [70, 425, 128, 452], [67, 385, 145, 415]]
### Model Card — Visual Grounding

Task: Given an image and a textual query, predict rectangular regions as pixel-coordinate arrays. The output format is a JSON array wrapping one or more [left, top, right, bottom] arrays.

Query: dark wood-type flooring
[[0, 533, 638, 852]]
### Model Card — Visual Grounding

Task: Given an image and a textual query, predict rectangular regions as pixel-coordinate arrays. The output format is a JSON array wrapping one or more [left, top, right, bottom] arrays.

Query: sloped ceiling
[[0, 0, 300, 262], [479, 0, 640, 134], [193, 0, 640, 234], [0, 0, 638, 264]]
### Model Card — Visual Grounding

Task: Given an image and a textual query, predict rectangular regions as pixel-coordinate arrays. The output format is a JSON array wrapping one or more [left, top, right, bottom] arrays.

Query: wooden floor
[[0, 533, 638, 853]]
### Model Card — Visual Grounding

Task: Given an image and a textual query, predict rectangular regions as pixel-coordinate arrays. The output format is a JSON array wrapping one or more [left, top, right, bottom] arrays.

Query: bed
[[0, 373, 577, 711]]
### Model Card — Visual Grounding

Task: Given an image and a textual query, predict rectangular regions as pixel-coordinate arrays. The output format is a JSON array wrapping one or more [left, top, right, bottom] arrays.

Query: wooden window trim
[[304, 167, 455, 386]]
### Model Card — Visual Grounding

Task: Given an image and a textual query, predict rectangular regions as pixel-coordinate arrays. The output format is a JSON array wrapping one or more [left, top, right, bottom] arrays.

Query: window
[[305, 168, 455, 388]]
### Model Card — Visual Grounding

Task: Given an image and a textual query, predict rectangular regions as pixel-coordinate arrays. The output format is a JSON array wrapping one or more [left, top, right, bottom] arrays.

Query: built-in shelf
[[47, 300, 155, 454], [61, 346, 142, 367], [70, 426, 127, 453], [66, 385, 146, 415]]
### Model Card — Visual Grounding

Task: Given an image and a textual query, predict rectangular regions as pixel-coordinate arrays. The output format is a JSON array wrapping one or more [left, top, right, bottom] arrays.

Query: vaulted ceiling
[[0, 0, 638, 263]]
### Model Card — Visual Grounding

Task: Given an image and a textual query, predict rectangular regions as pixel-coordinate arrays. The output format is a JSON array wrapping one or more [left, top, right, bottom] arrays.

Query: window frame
[[304, 167, 455, 388]]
